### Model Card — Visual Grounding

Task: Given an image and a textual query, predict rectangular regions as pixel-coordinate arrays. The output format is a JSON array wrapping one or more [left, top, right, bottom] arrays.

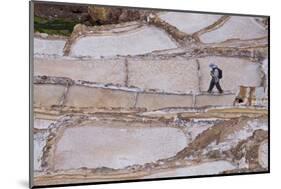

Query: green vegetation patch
[[34, 16, 79, 36]]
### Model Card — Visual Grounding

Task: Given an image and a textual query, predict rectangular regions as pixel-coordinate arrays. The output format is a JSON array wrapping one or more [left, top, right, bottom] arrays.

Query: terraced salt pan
[[53, 121, 187, 170], [128, 59, 199, 93], [34, 38, 66, 56], [34, 58, 126, 85], [159, 12, 221, 34], [136, 93, 193, 110], [144, 161, 235, 178], [34, 85, 65, 107], [65, 86, 136, 108], [198, 57, 262, 92], [200, 16, 267, 43], [196, 94, 236, 107], [70, 26, 177, 58]]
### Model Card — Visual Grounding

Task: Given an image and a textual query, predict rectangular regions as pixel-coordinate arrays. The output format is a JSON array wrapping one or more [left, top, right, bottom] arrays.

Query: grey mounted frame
[[30, 0, 270, 188]]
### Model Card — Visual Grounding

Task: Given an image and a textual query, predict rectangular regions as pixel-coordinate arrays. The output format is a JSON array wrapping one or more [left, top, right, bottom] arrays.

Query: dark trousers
[[208, 79, 223, 93]]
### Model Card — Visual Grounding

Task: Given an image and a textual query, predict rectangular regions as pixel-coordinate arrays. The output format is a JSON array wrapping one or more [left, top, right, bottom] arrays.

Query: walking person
[[207, 63, 223, 94]]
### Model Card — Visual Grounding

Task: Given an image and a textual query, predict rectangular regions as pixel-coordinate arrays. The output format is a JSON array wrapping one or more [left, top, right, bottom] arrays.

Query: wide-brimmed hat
[[209, 63, 217, 68]]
